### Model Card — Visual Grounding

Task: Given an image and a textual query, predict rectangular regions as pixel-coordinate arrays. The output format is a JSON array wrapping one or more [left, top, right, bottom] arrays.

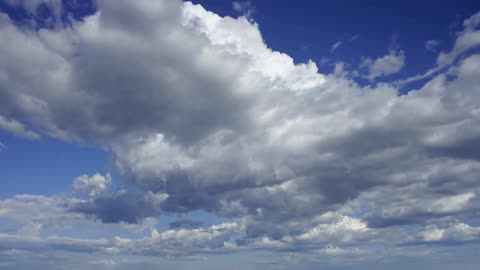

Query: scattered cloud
[[425, 40, 440, 52], [1, 0, 480, 267], [398, 12, 480, 85], [330, 41, 342, 53], [3, 0, 64, 27], [232, 1, 255, 22], [420, 221, 480, 243], [73, 173, 112, 197], [70, 191, 168, 224], [360, 49, 406, 80], [0, 116, 40, 140], [0, 141, 6, 151]]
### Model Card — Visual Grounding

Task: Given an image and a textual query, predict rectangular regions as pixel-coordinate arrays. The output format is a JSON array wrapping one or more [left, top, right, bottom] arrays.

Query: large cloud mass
[[1, 0, 480, 263]]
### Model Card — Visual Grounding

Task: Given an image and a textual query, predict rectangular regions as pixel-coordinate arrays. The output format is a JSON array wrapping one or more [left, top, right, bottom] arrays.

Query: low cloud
[[1, 0, 480, 266]]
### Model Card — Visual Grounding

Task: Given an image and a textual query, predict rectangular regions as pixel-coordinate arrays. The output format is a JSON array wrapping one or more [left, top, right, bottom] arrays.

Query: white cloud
[[297, 216, 369, 244], [73, 173, 112, 197], [0, 141, 6, 151], [421, 221, 480, 242], [425, 40, 440, 52], [0, 115, 40, 140], [360, 49, 406, 80], [330, 41, 342, 53], [232, 1, 255, 22], [1, 1, 480, 262]]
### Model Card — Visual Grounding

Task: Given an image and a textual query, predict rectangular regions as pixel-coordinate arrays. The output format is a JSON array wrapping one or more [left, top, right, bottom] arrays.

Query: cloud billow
[[1, 0, 480, 261]]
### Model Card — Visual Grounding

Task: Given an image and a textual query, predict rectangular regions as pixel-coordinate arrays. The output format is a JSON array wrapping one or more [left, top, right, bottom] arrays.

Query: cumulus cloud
[[360, 49, 406, 80], [73, 173, 112, 197], [297, 215, 369, 244], [70, 191, 168, 224], [420, 220, 480, 243], [1, 0, 480, 263], [232, 1, 255, 21]]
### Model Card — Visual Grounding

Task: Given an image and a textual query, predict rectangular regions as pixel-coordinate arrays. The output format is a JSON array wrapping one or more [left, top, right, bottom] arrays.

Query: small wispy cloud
[[330, 35, 358, 54], [0, 115, 40, 140], [330, 41, 342, 53], [0, 141, 7, 152], [425, 40, 440, 52], [320, 57, 330, 65]]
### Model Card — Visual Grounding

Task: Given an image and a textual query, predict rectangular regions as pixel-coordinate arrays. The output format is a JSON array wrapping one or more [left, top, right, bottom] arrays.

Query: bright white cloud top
[[1, 0, 480, 269]]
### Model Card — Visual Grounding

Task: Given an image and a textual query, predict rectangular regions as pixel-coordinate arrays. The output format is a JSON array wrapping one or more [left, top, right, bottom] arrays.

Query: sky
[[1, 0, 480, 269]]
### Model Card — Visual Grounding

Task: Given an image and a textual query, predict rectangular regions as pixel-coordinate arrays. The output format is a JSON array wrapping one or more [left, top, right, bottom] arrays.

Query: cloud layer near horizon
[[1, 0, 480, 266]]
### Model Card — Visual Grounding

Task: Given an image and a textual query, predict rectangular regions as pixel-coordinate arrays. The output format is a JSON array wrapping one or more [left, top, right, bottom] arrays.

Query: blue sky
[[1, 0, 480, 269]]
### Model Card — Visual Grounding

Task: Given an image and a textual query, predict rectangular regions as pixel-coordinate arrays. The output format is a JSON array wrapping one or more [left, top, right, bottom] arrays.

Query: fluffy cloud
[[296, 215, 369, 244], [73, 173, 112, 197], [232, 1, 255, 22], [1, 0, 480, 263], [420, 220, 480, 243]]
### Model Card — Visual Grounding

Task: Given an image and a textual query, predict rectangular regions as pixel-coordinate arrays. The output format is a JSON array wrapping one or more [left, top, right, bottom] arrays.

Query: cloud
[[73, 173, 112, 197], [330, 41, 342, 53], [0, 141, 6, 151], [71, 173, 171, 224], [1, 1, 480, 264], [3, 0, 65, 28], [70, 191, 168, 224], [330, 36, 358, 54], [419, 220, 480, 243], [398, 12, 480, 85], [296, 215, 369, 244], [0, 116, 40, 140], [347, 177, 480, 228], [425, 40, 440, 52], [169, 219, 205, 229], [0, 194, 82, 236], [232, 1, 255, 21], [360, 49, 406, 80], [4, 0, 62, 16]]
